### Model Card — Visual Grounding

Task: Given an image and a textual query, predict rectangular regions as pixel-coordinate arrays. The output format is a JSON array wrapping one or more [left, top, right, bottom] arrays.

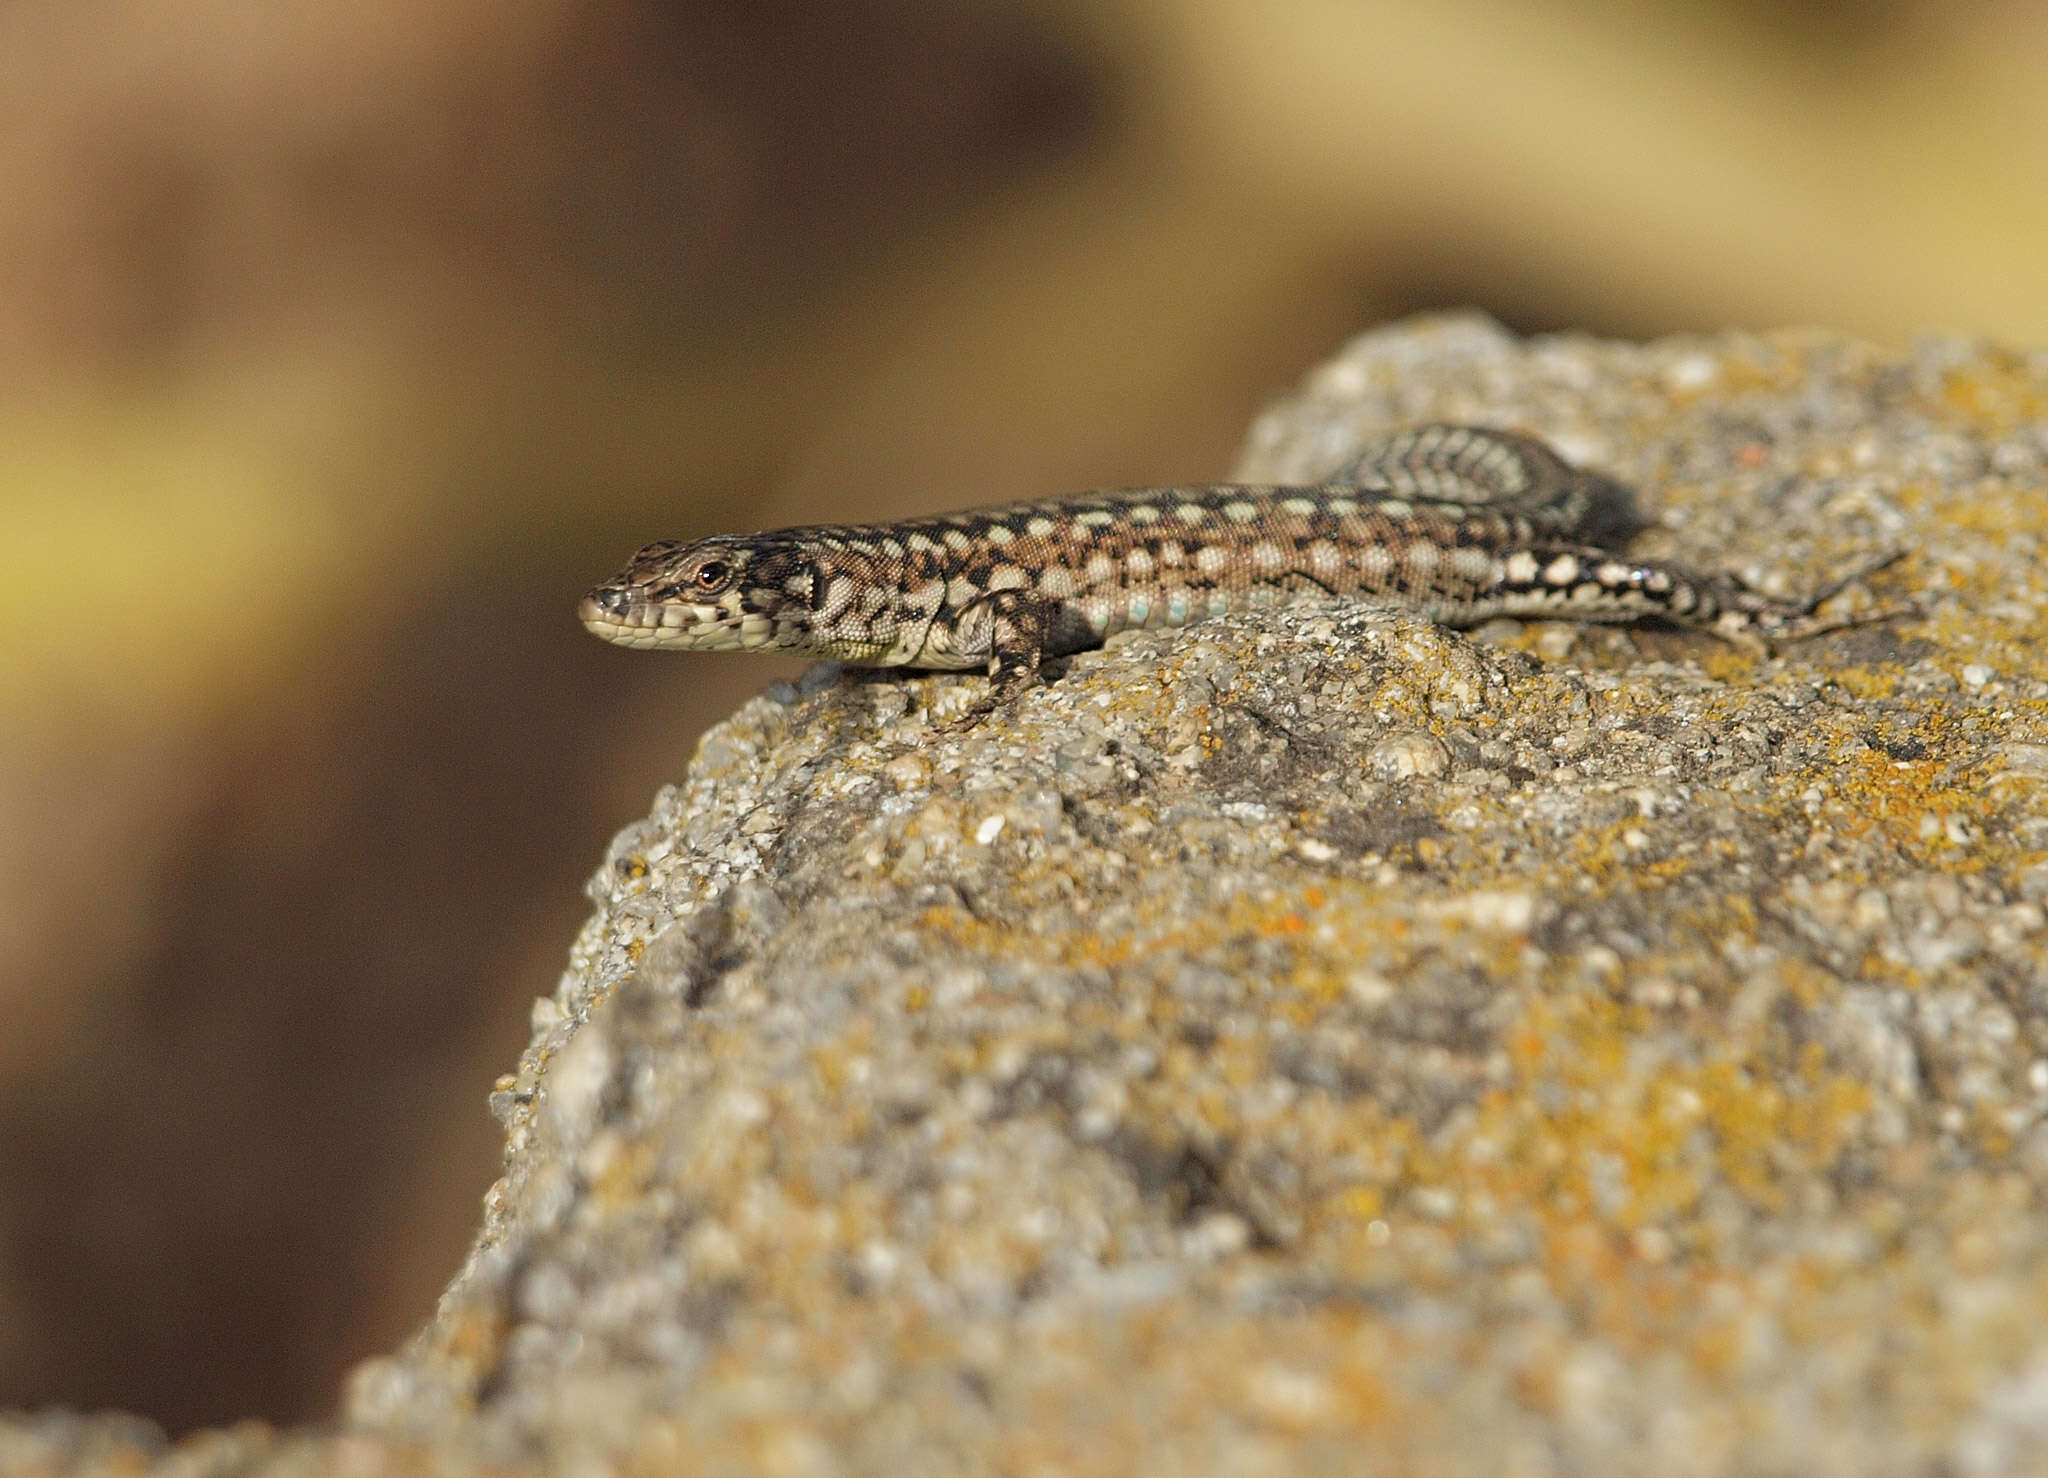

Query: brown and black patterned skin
[[580, 425, 1894, 696]]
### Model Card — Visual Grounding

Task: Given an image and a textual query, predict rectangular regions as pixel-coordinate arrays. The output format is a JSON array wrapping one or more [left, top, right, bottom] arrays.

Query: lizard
[[579, 423, 1900, 705]]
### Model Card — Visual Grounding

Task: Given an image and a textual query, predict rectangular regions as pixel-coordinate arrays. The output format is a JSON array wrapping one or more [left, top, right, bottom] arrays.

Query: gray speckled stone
[[345, 316, 2048, 1476], [19, 315, 2048, 1475]]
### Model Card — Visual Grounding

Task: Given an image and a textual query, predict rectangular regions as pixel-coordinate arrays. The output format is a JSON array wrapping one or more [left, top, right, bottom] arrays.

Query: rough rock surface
[[14, 315, 2048, 1475]]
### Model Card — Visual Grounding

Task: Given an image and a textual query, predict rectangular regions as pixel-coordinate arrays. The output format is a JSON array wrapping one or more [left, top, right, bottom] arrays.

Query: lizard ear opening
[[746, 548, 816, 610]]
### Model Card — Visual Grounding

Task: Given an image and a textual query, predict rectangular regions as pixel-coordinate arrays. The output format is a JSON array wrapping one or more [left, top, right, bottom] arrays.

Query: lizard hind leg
[[1716, 548, 1913, 646], [981, 588, 1053, 695]]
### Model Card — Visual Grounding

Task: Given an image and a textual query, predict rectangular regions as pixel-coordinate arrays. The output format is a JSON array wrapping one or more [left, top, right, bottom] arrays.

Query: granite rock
[[21, 315, 2048, 1475]]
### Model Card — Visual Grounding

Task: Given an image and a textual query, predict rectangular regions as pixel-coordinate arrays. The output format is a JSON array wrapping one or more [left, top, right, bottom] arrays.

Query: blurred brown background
[[2, 0, 2045, 1435]]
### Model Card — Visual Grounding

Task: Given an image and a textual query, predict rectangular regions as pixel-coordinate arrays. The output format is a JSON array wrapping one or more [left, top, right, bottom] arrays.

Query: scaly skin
[[580, 424, 1899, 695]]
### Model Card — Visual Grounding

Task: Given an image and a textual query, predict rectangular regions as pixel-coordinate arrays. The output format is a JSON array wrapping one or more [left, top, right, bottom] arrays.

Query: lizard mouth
[[579, 587, 794, 652], [580, 588, 722, 648]]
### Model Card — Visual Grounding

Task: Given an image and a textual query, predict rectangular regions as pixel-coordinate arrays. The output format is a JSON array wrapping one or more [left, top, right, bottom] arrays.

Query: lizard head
[[580, 536, 824, 653]]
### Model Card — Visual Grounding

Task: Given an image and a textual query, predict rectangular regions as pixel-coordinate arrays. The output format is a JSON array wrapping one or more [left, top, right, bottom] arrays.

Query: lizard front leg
[[934, 586, 1057, 730]]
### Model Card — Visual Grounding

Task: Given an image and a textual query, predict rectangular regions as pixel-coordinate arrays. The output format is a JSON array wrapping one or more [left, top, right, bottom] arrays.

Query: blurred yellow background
[[3, 0, 2043, 1434]]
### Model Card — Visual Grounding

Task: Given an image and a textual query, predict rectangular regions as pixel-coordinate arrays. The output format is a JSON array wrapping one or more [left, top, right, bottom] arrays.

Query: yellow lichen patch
[[1935, 487, 2048, 541], [1452, 995, 1657, 1207], [1698, 645, 1766, 686], [1817, 733, 2000, 874], [807, 1018, 876, 1096], [1291, 1114, 1422, 1255], [1448, 978, 1870, 1237], [1694, 1058, 1869, 1210], [1558, 816, 1693, 893], [1828, 663, 1906, 701], [1325, 1184, 1385, 1223], [1779, 955, 1845, 1011], [1709, 345, 1814, 397], [1937, 359, 2048, 435], [1670, 896, 1760, 960]]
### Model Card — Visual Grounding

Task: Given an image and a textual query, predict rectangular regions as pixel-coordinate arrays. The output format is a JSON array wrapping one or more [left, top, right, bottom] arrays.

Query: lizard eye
[[693, 559, 732, 592]]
